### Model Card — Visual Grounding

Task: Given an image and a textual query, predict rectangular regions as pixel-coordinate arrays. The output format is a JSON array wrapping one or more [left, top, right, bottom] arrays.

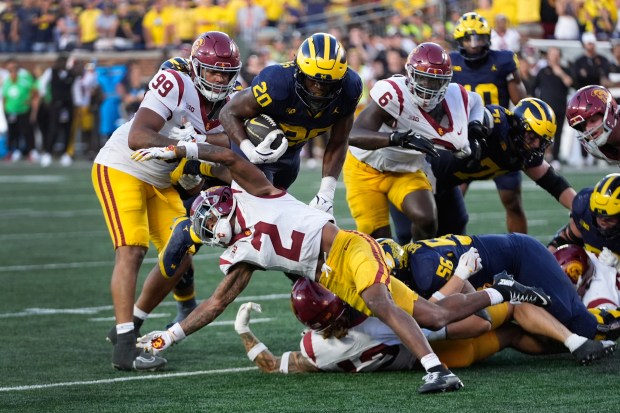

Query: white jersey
[[582, 252, 620, 309], [349, 76, 481, 173], [299, 316, 419, 372], [219, 183, 333, 277], [94, 69, 225, 188]]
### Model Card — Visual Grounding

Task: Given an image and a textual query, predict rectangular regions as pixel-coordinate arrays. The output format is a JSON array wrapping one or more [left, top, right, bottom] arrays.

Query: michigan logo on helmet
[[160, 57, 191, 74], [590, 173, 620, 239], [377, 238, 409, 272], [453, 12, 491, 61], [189, 31, 241, 102], [512, 98, 557, 162], [294, 33, 348, 114], [290, 278, 347, 332]]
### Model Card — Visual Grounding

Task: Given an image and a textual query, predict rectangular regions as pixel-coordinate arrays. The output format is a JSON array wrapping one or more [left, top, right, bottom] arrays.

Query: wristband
[[279, 351, 291, 374], [431, 291, 445, 301], [169, 322, 186, 342], [199, 161, 214, 177], [178, 141, 199, 160], [247, 342, 268, 361], [318, 176, 337, 195], [455, 269, 470, 280]]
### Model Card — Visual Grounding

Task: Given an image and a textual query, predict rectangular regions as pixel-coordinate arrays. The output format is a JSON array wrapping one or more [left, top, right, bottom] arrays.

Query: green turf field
[[1, 161, 619, 413]]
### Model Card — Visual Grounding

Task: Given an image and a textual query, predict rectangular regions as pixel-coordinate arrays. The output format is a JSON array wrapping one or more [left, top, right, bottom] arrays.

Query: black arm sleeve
[[535, 166, 571, 200], [548, 223, 584, 249]]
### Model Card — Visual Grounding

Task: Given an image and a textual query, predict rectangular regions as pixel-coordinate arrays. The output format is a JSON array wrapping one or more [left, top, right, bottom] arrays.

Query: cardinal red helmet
[[291, 278, 346, 331], [552, 244, 592, 285], [190, 31, 241, 102], [566, 85, 619, 162], [190, 186, 237, 247], [405, 42, 452, 111]]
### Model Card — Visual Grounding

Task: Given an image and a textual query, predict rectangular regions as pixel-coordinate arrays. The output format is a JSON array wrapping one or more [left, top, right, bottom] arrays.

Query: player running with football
[[92, 31, 241, 371], [129, 138, 551, 393], [218, 32, 363, 215], [344, 41, 480, 242]]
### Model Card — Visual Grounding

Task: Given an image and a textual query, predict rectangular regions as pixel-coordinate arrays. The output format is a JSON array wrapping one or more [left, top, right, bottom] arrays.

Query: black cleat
[[112, 331, 166, 372], [571, 339, 616, 366], [492, 271, 551, 307], [417, 370, 464, 394]]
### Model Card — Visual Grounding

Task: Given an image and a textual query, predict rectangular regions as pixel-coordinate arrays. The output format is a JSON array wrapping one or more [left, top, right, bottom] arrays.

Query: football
[[243, 114, 283, 149]]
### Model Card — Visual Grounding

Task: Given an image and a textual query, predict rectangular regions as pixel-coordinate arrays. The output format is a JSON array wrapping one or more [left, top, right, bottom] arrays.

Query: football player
[[232, 279, 615, 374], [447, 12, 530, 234], [218, 32, 363, 215], [92, 31, 240, 371], [379, 234, 620, 342], [344, 42, 479, 242], [427, 98, 575, 236], [130, 141, 550, 394], [565, 85, 620, 165]]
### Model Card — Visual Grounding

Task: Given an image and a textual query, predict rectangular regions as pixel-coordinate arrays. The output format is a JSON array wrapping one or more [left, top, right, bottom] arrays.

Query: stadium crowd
[[3, 0, 620, 167]]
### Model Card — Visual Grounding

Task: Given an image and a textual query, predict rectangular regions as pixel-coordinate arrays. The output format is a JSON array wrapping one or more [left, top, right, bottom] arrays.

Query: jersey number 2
[[252, 222, 304, 261]]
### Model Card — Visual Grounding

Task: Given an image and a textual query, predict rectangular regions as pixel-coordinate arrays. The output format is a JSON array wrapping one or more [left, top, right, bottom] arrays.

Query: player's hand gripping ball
[[244, 114, 284, 150]]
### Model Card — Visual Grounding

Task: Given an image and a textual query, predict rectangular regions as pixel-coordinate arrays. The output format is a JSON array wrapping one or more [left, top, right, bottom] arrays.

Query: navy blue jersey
[[250, 63, 362, 148], [571, 188, 620, 254], [450, 50, 518, 107], [429, 105, 542, 190], [397, 233, 597, 338]]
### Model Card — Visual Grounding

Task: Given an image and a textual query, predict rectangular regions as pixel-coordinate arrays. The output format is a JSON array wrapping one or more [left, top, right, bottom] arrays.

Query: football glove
[[389, 130, 439, 157], [169, 121, 207, 143], [131, 145, 178, 162], [598, 247, 619, 269], [240, 131, 288, 164], [454, 247, 483, 280], [178, 174, 203, 191], [234, 302, 262, 334], [309, 176, 337, 215], [137, 323, 186, 355]]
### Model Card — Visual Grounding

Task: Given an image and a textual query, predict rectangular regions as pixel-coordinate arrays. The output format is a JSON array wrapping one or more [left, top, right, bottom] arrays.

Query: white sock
[[564, 334, 588, 352], [116, 322, 134, 335], [420, 353, 441, 371], [485, 288, 505, 305], [133, 305, 149, 320]]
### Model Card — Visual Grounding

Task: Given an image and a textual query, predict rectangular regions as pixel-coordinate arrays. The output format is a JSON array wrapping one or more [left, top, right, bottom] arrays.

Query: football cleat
[[571, 339, 616, 365], [491, 271, 551, 307], [112, 331, 167, 372], [418, 369, 464, 394]]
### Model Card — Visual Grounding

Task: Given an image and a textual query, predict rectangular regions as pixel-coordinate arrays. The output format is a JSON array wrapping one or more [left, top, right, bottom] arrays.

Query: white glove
[[598, 247, 618, 268], [239, 130, 288, 164], [454, 247, 483, 280], [309, 176, 337, 215], [136, 323, 186, 355], [178, 174, 203, 190], [234, 302, 262, 334], [131, 145, 178, 162], [454, 144, 472, 159], [169, 121, 207, 143]]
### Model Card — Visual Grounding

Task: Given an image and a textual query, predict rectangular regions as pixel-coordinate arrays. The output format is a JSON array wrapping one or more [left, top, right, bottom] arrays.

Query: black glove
[[389, 130, 439, 157], [467, 121, 488, 161]]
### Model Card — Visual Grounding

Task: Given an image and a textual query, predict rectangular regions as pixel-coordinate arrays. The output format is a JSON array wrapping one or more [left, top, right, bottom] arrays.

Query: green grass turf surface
[[1, 161, 619, 413]]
